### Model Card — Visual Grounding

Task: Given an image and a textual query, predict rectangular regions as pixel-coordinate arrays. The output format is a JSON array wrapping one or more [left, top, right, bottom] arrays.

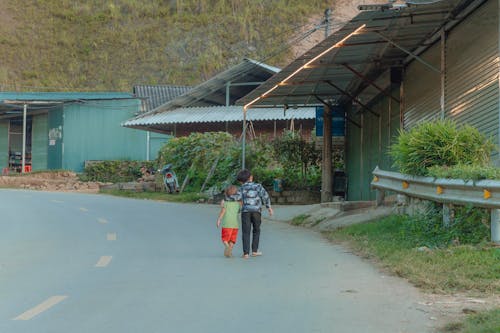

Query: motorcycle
[[159, 164, 179, 193]]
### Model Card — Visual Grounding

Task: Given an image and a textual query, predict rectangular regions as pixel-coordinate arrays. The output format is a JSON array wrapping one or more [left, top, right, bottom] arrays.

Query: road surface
[[0, 189, 437, 333]]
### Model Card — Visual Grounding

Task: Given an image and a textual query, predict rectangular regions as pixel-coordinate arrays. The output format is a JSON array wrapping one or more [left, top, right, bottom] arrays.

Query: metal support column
[[242, 107, 247, 169], [21, 104, 27, 173]]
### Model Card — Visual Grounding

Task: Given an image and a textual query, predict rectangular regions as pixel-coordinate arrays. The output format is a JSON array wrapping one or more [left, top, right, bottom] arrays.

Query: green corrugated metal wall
[[0, 121, 8, 168], [62, 99, 147, 172], [149, 132, 171, 160], [346, 87, 400, 201], [347, 111, 362, 200], [403, 0, 499, 149], [445, 0, 499, 156], [31, 113, 48, 170], [403, 43, 441, 129], [48, 107, 63, 170]]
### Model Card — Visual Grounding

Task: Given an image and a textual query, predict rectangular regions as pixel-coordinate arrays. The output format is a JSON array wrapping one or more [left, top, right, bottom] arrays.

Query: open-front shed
[[238, 0, 499, 202], [123, 59, 317, 139]]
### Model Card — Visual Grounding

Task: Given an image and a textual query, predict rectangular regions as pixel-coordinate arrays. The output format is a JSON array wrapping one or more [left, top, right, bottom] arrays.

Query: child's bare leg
[[223, 241, 230, 257], [228, 241, 234, 257]]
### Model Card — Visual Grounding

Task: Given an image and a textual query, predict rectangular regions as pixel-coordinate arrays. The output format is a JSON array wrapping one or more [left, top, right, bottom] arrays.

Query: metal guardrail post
[[376, 188, 385, 206], [443, 204, 451, 228], [492, 209, 500, 243]]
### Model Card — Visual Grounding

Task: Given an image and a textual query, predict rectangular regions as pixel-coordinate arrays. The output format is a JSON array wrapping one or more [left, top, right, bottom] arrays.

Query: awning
[[237, 0, 478, 109], [122, 105, 315, 132], [0, 92, 136, 119]]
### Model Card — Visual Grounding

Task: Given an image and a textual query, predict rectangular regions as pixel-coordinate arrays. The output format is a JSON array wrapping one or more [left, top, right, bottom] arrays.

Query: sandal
[[251, 251, 262, 257]]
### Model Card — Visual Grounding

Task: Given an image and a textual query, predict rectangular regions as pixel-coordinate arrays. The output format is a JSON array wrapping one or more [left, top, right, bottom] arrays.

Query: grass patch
[[99, 189, 207, 203], [324, 215, 500, 294], [443, 309, 500, 333], [291, 214, 310, 226], [311, 216, 326, 226]]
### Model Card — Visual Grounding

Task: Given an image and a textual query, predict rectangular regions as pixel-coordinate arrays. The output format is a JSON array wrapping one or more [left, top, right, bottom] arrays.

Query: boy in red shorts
[[216, 185, 241, 257]]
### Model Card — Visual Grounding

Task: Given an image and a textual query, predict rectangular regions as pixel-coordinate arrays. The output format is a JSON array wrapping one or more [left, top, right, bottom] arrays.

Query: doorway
[[8, 116, 32, 172]]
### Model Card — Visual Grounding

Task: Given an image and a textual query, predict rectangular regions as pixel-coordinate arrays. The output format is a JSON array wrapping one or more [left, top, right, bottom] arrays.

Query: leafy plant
[[401, 202, 490, 247], [389, 120, 496, 176], [156, 132, 240, 192], [80, 160, 156, 183], [271, 130, 321, 186], [428, 164, 500, 181]]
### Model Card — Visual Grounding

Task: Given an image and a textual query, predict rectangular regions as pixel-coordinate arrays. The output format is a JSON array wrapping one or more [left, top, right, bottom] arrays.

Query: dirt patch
[[0, 171, 103, 193], [421, 293, 500, 329]]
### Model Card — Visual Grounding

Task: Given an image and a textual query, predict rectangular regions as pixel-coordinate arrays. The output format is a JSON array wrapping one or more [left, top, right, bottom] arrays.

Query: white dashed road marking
[[51, 200, 64, 203], [97, 218, 108, 224], [95, 256, 112, 267], [13, 296, 68, 320], [107, 233, 117, 241], [79, 207, 88, 212]]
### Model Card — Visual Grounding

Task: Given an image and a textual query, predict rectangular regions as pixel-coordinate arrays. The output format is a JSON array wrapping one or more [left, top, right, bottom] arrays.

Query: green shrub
[[157, 132, 240, 192], [389, 120, 495, 176], [428, 164, 500, 181], [271, 130, 321, 186], [80, 160, 156, 183], [402, 202, 490, 247]]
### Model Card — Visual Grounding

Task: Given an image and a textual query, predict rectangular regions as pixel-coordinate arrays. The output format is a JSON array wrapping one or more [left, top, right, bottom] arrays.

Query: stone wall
[[270, 190, 321, 205]]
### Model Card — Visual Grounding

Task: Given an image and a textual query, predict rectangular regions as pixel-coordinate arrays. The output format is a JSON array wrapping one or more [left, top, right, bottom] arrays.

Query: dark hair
[[225, 185, 238, 197], [236, 169, 251, 183]]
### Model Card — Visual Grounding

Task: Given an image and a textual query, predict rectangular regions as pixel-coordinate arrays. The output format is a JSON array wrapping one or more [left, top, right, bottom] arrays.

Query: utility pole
[[324, 8, 332, 38]]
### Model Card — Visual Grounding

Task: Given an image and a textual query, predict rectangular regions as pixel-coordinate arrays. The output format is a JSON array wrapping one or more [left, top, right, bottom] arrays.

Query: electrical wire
[[405, 0, 448, 4]]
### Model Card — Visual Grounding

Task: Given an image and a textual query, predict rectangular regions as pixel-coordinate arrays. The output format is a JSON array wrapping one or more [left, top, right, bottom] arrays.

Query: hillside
[[0, 0, 385, 92]]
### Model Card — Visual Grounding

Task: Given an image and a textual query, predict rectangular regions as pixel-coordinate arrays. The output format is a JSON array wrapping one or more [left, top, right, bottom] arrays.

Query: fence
[[371, 166, 500, 244]]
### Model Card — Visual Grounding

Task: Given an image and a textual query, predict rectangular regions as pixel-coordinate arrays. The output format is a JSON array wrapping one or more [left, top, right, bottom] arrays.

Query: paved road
[[0, 190, 437, 333]]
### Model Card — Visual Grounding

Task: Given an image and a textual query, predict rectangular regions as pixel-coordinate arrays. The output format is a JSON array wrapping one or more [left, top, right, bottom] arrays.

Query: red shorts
[[221, 228, 238, 244]]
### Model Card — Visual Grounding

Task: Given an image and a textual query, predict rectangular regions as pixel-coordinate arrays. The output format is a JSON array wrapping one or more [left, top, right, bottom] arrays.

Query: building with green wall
[[238, 0, 499, 202], [0, 92, 169, 173]]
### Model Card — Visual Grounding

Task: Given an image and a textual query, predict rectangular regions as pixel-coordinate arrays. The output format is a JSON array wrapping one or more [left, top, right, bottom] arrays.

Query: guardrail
[[371, 166, 500, 244]]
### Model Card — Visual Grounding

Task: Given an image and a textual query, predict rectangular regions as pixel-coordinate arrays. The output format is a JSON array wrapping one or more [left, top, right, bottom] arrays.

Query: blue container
[[315, 106, 345, 137], [273, 179, 283, 192]]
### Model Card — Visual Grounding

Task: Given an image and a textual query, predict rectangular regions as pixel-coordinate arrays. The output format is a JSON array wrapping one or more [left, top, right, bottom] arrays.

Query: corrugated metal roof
[[123, 105, 315, 127], [0, 91, 139, 119], [133, 85, 191, 111], [237, 0, 476, 108], [0, 92, 134, 102], [140, 58, 280, 115]]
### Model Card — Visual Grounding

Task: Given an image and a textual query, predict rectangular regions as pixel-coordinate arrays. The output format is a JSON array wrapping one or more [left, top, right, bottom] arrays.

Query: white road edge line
[[107, 233, 117, 241], [13, 296, 68, 321], [95, 256, 112, 267]]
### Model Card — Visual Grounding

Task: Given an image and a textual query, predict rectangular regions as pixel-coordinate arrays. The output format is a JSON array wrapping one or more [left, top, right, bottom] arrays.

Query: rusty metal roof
[[133, 85, 191, 112], [141, 58, 279, 115], [237, 0, 478, 109]]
